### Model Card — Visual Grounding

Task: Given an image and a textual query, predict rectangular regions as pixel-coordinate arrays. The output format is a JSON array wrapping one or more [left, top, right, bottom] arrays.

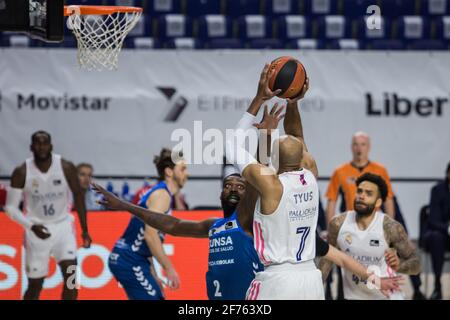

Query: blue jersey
[[112, 181, 173, 258], [206, 211, 263, 300]]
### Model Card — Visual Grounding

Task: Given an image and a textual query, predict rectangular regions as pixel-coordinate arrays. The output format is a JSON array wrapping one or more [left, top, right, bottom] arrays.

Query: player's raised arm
[[225, 64, 283, 204], [283, 79, 318, 178], [92, 183, 216, 238], [237, 104, 286, 233], [284, 78, 309, 146]]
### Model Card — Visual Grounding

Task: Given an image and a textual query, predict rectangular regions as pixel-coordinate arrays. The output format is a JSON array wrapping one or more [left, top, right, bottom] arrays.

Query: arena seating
[[1, 0, 450, 49]]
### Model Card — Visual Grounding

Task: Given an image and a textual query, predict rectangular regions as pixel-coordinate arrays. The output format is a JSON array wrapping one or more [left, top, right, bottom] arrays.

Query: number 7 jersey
[[253, 168, 319, 266], [23, 154, 72, 224]]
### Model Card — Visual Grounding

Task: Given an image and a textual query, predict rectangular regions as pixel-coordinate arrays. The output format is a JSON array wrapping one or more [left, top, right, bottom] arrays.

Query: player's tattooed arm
[[383, 216, 421, 275], [63, 159, 91, 248], [318, 213, 346, 281]]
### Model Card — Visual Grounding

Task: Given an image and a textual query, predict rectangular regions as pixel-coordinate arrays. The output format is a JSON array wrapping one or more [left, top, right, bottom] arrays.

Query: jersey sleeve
[[325, 170, 340, 201], [315, 231, 330, 257]]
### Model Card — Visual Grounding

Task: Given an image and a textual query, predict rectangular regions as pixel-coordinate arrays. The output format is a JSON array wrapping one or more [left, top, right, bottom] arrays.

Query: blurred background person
[[77, 163, 104, 211], [424, 162, 450, 300]]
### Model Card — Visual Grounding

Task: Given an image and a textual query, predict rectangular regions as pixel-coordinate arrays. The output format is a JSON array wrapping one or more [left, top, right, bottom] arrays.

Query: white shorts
[[246, 260, 325, 300], [24, 216, 77, 279]]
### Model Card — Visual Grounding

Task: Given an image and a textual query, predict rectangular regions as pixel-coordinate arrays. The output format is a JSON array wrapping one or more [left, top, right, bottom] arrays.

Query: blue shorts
[[108, 249, 164, 300]]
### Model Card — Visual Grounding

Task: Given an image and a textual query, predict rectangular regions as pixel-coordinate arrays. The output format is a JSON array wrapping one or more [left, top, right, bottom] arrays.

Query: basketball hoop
[[64, 5, 143, 71]]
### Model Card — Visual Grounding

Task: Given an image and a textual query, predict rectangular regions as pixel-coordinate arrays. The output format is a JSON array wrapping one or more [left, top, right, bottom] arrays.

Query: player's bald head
[[272, 135, 303, 173]]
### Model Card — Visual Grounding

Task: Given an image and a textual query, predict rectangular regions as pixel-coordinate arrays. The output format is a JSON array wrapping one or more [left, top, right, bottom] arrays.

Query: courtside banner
[[0, 49, 449, 179], [0, 210, 219, 300]]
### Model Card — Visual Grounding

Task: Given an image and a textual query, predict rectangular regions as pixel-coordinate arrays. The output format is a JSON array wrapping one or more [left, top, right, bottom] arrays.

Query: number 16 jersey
[[23, 154, 72, 224]]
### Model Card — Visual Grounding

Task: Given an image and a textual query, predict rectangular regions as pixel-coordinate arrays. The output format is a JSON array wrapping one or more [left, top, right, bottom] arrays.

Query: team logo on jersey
[[32, 179, 39, 188], [369, 239, 380, 247], [53, 179, 62, 186], [345, 233, 352, 245], [225, 221, 234, 230]]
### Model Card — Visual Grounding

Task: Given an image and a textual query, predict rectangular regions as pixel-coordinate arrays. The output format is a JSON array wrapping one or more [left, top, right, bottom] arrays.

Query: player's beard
[[354, 200, 376, 217], [221, 192, 240, 218]]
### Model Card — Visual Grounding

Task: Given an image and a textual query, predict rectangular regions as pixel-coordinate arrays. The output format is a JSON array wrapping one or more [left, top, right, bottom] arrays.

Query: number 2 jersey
[[23, 154, 72, 224], [206, 210, 263, 300]]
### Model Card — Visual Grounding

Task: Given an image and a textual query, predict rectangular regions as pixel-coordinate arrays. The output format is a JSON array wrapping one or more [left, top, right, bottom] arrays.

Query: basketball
[[268, 56, 307, 99]]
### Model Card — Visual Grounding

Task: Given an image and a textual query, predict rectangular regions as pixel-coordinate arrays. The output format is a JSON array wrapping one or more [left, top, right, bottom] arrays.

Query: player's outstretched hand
[[31, 224, 51, 240], [91, 182, 126, 211], [286, 77, 309, 104], [253, 103, 285, 131], [165, 267, 181, 290], [385, 248, 400, 272], [256, 63, 282, 101]]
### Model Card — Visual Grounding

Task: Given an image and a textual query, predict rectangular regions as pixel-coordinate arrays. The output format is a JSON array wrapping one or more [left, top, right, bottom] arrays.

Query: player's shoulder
[[61, 158, 76, 168], [10, 163, 27, 188], [330, 212, 347, 230], [382, 214, 404, 234], [12, 162, 26, 176], [382, 214, 407, 243], [148, 188, 171, 200]]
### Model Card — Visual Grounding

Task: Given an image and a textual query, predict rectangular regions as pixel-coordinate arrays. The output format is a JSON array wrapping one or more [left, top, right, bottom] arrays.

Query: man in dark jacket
[[425, 162, 450, 300]]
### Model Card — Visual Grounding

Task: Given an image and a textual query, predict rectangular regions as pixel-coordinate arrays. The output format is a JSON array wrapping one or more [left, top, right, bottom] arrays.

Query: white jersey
[[337, 211, 404, 300], [23, 154, 72, 224], [253, 168, 319, 266]]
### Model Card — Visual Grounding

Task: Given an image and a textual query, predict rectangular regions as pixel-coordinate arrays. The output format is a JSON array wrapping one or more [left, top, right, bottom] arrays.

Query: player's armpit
[[236, 182, 259, 235], [383, 216, 421, 275]]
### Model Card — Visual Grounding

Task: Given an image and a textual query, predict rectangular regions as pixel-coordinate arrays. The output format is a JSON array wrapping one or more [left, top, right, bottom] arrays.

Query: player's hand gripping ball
[[268, 56, 307, 99]]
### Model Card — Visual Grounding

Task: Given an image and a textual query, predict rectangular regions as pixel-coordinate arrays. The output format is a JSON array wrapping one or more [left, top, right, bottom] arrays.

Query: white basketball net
[[66, 6, 142, 71]]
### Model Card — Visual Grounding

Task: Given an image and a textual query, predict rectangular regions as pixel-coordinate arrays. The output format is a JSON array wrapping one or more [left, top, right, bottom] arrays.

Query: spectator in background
[[77, 163, 104, 211], [425, 162, 450, 300], [325, 132, 395, 222], [324, 131, 424, 300]]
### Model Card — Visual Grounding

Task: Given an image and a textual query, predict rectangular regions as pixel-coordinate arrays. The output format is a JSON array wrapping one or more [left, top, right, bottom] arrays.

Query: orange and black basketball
[[268, 56, 307, 99]]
